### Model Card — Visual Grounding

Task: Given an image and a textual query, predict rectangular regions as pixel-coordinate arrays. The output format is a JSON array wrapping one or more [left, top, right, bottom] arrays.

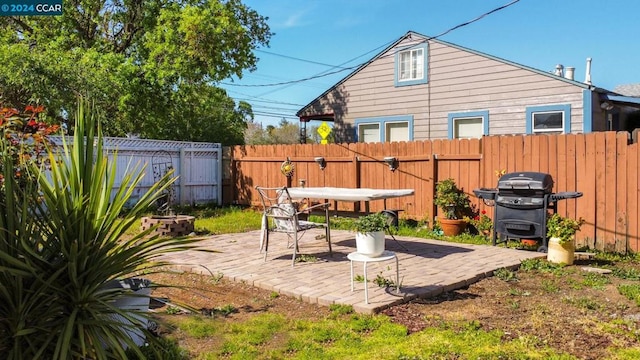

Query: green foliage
[[177, 317, 221, 339], [541, 279, 560, 293], [547, 213, 585, 244], [466, 210, 493, 233], [295, 254, 318, 263], [434, 178, 474, 220], [188, 311, 571, 359], [520, 258, 566, 275], [329, 304, 354, 316], [245, 118, 303, 145], [563, 296, 603, 311], [581, 273, 610, 290], [217, 304, 238, 317], [494, 267, 518, 282], [125, 337, 189, 360], [618, 284, 640, 306], [0, 0, 272, 145], [374, 274, 395, 288], [612, 267, 640, 281], [165, 306, 182, 315], [0, 105, 60, 189], [352, 212, 388, 233], [0, 99, 202, 359], [193, 206, 263, 234]]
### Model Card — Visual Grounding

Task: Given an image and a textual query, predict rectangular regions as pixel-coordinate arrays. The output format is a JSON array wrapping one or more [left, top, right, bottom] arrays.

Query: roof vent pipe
[[585, 58, 592, 85], [554, 64, 564, 77], [564, 67, 575, 80]]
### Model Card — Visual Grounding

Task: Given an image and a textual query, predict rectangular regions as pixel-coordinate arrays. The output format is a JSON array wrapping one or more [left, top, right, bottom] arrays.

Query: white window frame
[[453, 117, 483, 139], [354, 115, 414, 143], [525, 104, 571, 134], [531, 111, 564, 134], [398, 48, 424, 82], [394, 43, 428, 87], [447, 111, 489, 139], [357, 123, 381, 143]]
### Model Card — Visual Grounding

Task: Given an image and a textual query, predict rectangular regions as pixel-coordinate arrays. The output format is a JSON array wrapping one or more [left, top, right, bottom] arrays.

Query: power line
[[222, 66, 358, 87], [254, 39, 395, 98], [221, 0, 520, 88], [251, 111, 298, 119], [256, 49, 353, 70]]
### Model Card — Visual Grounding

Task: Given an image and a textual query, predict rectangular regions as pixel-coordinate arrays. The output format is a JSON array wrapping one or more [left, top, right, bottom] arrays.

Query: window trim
[[394, 43, 428, 87], [354, 115, 414, 142], [447, 110, 489, 139], [525, 104, 571, 134]]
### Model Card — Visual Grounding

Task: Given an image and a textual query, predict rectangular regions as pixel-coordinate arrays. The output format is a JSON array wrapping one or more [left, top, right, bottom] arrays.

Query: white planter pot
[[102, 278, 152, 349], [547, 237, 575, 265], [355, 231, 385, 257]]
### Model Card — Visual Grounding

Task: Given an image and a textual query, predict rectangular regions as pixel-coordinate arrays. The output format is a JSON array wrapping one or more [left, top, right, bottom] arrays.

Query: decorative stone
[[141, 215, 195, 237]]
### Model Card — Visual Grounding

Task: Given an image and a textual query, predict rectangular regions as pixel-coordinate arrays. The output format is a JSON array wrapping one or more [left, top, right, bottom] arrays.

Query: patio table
[[287, 187, 414, 214]]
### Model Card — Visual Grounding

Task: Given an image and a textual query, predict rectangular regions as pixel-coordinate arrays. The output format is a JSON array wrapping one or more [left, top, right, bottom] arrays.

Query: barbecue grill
[[473, 172, 582, 252]]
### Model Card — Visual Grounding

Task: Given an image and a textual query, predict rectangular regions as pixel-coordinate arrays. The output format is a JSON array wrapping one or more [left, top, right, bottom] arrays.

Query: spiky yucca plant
[[0, 100, 202, 359]]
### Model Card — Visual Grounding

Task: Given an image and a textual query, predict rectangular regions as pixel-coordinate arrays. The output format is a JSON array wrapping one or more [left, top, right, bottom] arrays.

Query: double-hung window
[[399, 49, 423, 81], [394, 43, 428, 87], [355, 115, 413, 143], [447, 111, 489, 139], [525, 104, 571, 134]]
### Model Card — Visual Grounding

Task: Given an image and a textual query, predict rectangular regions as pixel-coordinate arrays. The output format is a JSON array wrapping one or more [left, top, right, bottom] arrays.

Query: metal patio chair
[[256, 186, 332, 266]]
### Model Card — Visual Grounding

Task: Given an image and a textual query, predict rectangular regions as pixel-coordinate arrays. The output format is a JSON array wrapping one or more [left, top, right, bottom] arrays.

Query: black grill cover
[[497, 172, 553, 193]]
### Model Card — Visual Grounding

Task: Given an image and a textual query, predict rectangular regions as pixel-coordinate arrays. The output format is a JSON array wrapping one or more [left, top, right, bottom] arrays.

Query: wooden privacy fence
[[226, 132, 640, 253]]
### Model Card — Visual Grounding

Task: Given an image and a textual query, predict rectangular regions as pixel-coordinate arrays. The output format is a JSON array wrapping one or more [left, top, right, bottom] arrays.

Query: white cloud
[[280, 10, 309, 29]]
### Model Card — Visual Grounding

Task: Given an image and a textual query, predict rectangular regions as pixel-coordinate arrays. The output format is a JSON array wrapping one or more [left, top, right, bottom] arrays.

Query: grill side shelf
[[549, 191, 583, 201]]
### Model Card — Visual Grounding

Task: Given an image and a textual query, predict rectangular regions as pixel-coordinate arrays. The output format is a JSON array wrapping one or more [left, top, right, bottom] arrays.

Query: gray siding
[[300, 34, 590, 142]]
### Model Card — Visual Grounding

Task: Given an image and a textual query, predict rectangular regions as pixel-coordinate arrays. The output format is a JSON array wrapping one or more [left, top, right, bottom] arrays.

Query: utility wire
[[222, 0, 520, 88], [255, 39, 396, 98], [256, 49, 353, 70]]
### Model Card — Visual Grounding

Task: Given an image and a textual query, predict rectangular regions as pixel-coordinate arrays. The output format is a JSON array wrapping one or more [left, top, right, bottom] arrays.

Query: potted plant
[[434, 178, 473, 236], [467, 209, 493, 237], [352, 212, 388, 257], [546, 213, 585, 265]]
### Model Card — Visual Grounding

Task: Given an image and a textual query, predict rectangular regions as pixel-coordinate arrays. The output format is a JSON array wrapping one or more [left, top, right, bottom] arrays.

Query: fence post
[[179, 147, 187, 205]]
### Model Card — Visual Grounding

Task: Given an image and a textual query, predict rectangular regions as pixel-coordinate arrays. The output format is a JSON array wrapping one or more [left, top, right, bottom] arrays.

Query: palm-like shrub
[[0, 100, 201, 359]]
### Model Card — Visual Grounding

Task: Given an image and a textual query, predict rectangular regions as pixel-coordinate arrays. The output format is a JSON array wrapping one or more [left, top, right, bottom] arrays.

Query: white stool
[[347, 250, 400, 304]]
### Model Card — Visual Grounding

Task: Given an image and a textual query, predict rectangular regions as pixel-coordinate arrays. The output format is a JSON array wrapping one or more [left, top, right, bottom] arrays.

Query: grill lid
[[497, 172, 554, 192]]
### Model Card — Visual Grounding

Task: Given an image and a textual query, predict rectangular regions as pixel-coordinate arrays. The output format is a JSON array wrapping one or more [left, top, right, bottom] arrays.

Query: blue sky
[[221, 0, 640, 127]]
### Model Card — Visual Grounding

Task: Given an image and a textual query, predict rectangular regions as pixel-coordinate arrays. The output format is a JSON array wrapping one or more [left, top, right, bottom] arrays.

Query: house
[[296, 31, 640, 143]]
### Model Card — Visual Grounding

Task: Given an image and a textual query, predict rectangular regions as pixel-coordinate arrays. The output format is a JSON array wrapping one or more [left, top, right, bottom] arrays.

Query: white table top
[[347, 250, 397, 262], [287, 187, 414, 202]]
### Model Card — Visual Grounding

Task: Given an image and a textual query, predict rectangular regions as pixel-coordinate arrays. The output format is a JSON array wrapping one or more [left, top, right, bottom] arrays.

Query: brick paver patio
[[160, 229, 545, 314]]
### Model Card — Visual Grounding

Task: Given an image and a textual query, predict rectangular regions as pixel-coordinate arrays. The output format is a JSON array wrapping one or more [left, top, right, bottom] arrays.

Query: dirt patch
[[146, 259, 640, 359]]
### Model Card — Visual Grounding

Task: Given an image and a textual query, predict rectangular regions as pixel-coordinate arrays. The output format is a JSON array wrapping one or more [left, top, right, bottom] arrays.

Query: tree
[[244, 118, 301, 145], [0, 0, 271, 145]]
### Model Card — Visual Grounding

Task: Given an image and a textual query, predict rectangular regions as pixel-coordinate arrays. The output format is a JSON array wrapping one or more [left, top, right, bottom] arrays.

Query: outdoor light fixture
[[314, 156, 326, 170], [600, 101, 614, 111], [383, 156, 398, 172]]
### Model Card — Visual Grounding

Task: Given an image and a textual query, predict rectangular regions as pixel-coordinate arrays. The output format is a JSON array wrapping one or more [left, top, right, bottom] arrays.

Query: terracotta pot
[[521, 239, 538, 247], [547, 237, 575, 265], [439, 218, 467, 236]]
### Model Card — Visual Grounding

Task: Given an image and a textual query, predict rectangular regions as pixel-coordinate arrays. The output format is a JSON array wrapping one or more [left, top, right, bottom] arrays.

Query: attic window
[[399, 48, 423, 81], [394, 43, 428, 87]]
